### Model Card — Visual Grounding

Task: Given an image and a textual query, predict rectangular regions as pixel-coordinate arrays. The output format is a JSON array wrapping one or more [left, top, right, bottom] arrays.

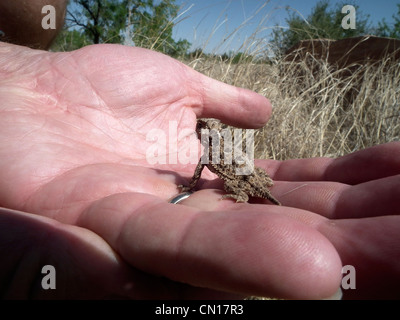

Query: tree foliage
[[376, 4, 400, 39], [67, 0, 128, 44], [51, 28, 91, 51], [52, 0, 190, 56], [128, 0, 190, 56], [271, 0, 370, 56]]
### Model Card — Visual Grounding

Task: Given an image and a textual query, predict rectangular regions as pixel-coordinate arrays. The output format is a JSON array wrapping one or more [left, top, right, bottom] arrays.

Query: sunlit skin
[[0, 42, 399, 299]]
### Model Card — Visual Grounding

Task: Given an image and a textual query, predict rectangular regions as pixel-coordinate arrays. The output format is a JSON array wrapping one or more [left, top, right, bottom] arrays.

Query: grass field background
[[183, 51, 400, 161]]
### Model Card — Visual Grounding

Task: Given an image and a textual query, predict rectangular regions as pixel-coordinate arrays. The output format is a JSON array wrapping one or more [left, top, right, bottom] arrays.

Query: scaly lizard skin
[[179, 119, 281, 205]]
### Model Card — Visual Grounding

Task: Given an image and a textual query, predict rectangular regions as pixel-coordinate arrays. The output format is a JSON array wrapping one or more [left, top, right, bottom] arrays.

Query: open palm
[[1, 44, 254, 215]]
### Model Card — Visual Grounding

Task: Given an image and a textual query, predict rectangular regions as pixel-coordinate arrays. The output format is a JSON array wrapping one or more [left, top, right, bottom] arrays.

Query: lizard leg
[[221, 180, 249, 203], [265, 193, 281, 206], [179, 160, 205, 192]]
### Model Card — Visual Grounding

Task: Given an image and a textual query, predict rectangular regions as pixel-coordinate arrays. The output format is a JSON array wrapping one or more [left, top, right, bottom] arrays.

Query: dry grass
[[183, 53, 400, 161]]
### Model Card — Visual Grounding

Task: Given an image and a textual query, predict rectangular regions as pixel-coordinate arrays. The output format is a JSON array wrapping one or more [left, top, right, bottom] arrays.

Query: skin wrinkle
[[16, 54, 51, 83], [24, 165, 93, 221], [165, 210, 232, 288], [186, 71, 209, 118], [308, 181, 349, 218], [238, 88, 270, 129], [37, 93, 141, 160], [46, 56, 106, 117], [333, 175, 400, 219], [90, 194, 139, 247], [166, 206, 202, 283], [258, 213, 329, 295], [115, 197, 194, 274], [120, 199, 225, 286], [51, 53, 84, 100], [16, 56, 63, 114], [182, 69, 206, 116], [25, 120, 119, 171], [261, 211, 342, 298], [22, 166, 75, 221], [324, 142, 400, 184]]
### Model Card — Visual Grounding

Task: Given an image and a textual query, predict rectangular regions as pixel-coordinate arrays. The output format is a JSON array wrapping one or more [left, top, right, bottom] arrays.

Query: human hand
[[1, 42, 280, 299], [4, 42, 389, 299]]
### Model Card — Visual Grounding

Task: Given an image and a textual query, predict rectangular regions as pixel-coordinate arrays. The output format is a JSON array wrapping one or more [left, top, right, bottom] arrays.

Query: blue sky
[[172, 0, 400, 53]]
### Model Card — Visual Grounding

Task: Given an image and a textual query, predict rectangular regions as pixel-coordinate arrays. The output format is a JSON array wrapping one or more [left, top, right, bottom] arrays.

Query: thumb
[[191, 70, 273, 128]]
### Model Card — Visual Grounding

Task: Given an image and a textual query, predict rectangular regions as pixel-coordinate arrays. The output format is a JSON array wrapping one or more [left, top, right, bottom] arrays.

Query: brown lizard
[[179, 119, 281, 205]]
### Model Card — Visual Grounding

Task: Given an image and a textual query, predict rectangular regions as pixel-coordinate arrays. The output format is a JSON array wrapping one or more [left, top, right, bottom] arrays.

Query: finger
[[269, 142, 400, 184], [332, 175, 400, 219], [78, 192, 343, 299], [324, 142, 400, 184], [0, 207, 193, 299], [258, 177, 399, 219], [318, 216, 400, 299], [265, 180, 348, 216], [192, 71, 273, 128]]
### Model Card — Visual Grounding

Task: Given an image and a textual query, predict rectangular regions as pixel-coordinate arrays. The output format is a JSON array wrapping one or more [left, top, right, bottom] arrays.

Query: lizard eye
[[195, 122, 202, 135], [196, 120, 208, 135]]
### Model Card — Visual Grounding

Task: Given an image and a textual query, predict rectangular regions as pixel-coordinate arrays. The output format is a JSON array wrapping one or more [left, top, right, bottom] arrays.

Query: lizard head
[[195, 119, 208, 136], [196, 119, 222, 136]]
